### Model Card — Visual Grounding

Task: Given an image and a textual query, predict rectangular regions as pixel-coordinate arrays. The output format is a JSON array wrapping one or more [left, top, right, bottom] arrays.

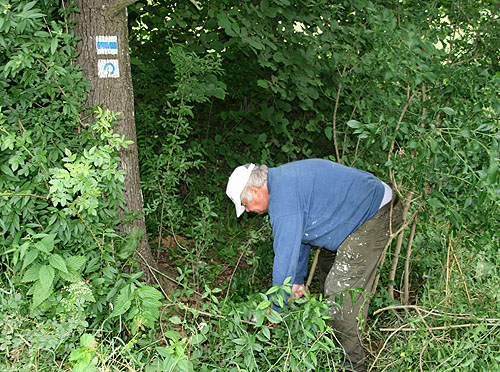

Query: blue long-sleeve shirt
[[267, 159, 384, 308]]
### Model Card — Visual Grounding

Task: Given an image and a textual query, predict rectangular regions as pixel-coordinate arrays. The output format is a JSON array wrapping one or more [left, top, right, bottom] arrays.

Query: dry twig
[[380, 322, 500, 332]]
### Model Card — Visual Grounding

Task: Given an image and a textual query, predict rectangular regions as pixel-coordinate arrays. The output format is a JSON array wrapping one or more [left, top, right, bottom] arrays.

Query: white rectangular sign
[[96, 36, 118, 55], [98, 59, 120, 78]]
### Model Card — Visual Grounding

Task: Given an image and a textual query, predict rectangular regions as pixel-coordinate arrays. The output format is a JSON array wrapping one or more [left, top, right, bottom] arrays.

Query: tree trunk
[[70, 0, 173, 289]]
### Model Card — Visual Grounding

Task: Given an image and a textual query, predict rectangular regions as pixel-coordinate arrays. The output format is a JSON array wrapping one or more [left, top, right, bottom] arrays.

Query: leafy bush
[[145, 288, 340, 372], [0, 2, 165, 370], [0, 282, 92, 371]]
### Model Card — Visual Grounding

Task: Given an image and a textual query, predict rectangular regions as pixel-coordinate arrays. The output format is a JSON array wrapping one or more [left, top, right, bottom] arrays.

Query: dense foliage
[[0, 0, 499, 371], [0, 1, 165, 370]]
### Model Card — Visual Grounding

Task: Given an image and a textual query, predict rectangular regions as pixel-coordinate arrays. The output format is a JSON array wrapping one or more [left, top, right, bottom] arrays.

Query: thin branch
[[403, 216, 417, 304], [372, 204, 421, 297], [387, 86, 421, 164], [305, 247, 320, 290], [368, 323, 408, 372], [449, 234, 471, 302], [0, 192, 48, 200], [75, 209, 104, 255], [188, 0, 202, 11], [380, 322, 500, 332], [136, 250, 202, 297], [419, 340, 430, 372], [344, 97, 362, 165], [222, 250, 246, 309], [388, 189, 414, 299], [332, 29, 363, 163], [415, 306, 441, 343], [373, 304, 500, 323], [445, 226, 452, 299], [332, 81, 343, 162]]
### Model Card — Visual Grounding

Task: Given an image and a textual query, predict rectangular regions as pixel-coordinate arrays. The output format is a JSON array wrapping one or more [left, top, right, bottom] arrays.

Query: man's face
[[242, 186, 269, 214]]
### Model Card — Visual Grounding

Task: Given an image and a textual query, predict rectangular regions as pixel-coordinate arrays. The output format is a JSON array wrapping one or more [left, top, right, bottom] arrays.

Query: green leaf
[[346, 120, 361, 128], [58, 268, 81, 283], [257, 79, 269, 89], [273, 51, 284, 63], [66, 255, 86, 271], [110, 289, 132, 317], [191, 333, 206, 345], [34, 31, 50, 38], [266, 285, 280, 295], [169, 316, 183, 325], [39, 265, 55, 291], [232, 338, 245, 345], [258, 133, 267, 142], [50, 38, 58, 55], [31, 280, 52, 308], [487, 159, 498, 184], [261, 326, 271, 340], [218, 15, 235, 37], [1, 164, 16, 178], [22, 249, 39, 271], [164, 330, 181, 342], [35, 234, 56, 253], [80, 333, 97, 349], [256, 299, 271, 310], [439, 107, 456, 116], [21, 264, 41, 282], [247, 37, 264, 50], [304, 329, 315, 340], [138, 286, 163, 301], [265, 309, 283, 324], [324, 126, 333, 140], [427, 198, 443, 208], [176, 359, 193, 372], [49, 253, 68, 273], [213, 87, 225, 99], [141, 297, 162, 309]]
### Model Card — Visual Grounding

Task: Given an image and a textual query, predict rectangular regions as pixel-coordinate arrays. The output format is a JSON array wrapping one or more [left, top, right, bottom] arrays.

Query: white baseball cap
[[226, 163, 255, 217]]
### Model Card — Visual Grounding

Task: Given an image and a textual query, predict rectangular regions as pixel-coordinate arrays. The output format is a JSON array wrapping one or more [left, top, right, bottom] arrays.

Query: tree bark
[[70, 0, 173, 289]]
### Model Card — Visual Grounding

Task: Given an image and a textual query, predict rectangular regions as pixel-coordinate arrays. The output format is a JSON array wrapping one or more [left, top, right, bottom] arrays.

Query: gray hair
[[241, 164, 268, 202]]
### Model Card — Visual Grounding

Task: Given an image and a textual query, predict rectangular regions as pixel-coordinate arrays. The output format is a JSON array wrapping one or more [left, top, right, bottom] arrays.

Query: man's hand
[[292, 284, 306, 298]]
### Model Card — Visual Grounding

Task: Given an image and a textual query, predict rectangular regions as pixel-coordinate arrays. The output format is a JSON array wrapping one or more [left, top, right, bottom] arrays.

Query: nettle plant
[[1, 108, 124, 307], [0, 1, 165, 367], [2, 105, 164, 317], [1, 106, 165, 366]]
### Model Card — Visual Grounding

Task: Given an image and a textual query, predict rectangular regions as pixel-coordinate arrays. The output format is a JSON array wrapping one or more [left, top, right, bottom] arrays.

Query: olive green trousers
[[319, 198, 403, 372]]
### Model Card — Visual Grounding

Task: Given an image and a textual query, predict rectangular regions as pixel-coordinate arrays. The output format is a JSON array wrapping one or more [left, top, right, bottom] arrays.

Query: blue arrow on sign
[[103, 62, 115, 74]]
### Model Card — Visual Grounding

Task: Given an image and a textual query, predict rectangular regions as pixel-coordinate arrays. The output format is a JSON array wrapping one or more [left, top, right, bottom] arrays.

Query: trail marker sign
[[96, 36, 118, 55], [98, 59, 120, 78]]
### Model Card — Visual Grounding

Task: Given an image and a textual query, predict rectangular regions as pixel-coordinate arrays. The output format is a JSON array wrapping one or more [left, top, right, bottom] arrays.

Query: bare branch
[[189, 0, 202, 11], [380, 323, 500, 332], [107, 0, 138, 19]]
